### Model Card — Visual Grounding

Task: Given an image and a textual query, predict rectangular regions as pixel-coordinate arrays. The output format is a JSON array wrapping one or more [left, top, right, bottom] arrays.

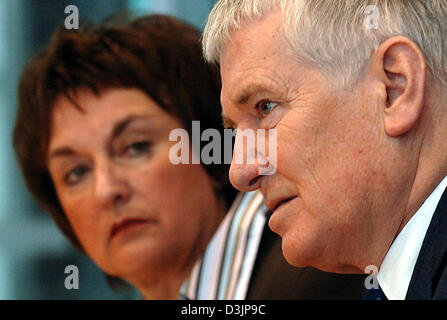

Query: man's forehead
[[218, 10, 291, 128], [220, 21, 284, 96], [219, 9, 284, 70]]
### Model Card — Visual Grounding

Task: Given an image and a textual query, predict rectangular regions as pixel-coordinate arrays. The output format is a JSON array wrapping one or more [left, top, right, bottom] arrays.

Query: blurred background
[[0, 0, 216, 299]]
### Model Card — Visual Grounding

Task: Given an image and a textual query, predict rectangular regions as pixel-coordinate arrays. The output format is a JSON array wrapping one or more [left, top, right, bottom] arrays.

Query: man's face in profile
[[220, 10, 406, 273]]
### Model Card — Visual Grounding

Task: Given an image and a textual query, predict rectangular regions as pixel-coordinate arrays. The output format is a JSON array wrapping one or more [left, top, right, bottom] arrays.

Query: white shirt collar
[[377, 176, 447, 300]]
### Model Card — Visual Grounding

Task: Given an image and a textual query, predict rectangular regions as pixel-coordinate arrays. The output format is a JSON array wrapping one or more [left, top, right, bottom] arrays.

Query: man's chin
[[280, 234, 314, 269], [279, 232, 337, 272], [281, 241, 363, 274]]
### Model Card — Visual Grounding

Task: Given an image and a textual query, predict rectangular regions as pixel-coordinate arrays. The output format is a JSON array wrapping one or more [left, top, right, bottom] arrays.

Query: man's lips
[[110, 218, 150, 239], [267, 196, 298, 236], [266, 196, 298, 212]]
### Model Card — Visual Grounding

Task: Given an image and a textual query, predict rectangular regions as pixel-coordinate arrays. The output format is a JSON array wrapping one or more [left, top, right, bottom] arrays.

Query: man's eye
[[65, 166, 88, 185], [257, 101, 278, 116], [125, 141, 152, 157]]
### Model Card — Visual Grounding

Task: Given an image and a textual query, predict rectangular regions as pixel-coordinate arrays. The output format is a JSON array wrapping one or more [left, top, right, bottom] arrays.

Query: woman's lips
[[110, 218, 149, 239]]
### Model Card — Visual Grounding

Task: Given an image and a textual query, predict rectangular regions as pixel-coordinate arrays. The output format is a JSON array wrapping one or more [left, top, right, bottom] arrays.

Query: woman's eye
[[258, 101, 278, 116], [125, 141, 152, 157], [65, 166, 88, 185]]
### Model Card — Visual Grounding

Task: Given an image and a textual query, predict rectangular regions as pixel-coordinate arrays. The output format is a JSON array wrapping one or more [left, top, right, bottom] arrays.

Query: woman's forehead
[[47, 88, 180, 154]]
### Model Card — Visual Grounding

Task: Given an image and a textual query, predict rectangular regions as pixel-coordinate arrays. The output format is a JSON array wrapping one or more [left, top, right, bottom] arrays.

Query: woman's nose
[[94, 161, 132, 209]]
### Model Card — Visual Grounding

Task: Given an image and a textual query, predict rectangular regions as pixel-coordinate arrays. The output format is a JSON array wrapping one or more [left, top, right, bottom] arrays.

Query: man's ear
[[373, 36, 426, 137]]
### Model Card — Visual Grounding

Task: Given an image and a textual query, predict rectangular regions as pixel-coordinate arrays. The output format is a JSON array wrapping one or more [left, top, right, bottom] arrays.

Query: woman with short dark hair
[[13, 14, 236, 299]]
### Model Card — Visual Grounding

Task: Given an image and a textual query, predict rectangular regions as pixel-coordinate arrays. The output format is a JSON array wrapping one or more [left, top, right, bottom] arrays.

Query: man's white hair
[[203, 0, 447, 88]]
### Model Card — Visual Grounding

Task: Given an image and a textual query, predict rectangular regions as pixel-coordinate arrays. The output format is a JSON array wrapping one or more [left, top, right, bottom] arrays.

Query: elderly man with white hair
[[203, 0, 447, 300]]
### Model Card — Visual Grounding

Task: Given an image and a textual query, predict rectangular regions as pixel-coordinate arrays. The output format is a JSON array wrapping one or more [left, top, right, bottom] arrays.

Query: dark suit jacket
[[406, 187, 447, 299], [246, 221, 366, 299]]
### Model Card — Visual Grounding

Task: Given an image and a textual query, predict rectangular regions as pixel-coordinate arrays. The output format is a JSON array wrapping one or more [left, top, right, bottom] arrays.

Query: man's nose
[[228, 128, 265, 192], [94, 161, 132, 209], [229, 161, 262, 192]]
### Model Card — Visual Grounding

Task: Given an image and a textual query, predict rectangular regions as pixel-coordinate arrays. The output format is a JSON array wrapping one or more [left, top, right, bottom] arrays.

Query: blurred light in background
[[0, 0, 216, 299], [128, 0, 178, 15], [128, 0, 214, 29]]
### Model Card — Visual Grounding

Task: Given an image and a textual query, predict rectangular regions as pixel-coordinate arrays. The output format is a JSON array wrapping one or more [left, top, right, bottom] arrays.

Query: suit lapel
[[406, 188, 447, 299]]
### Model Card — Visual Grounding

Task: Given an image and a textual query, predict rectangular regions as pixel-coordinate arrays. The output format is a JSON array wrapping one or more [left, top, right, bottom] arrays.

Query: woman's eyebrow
[[110, 115, 151, 140], [49, 114, 154, 163], [48, 147, 76, 162]]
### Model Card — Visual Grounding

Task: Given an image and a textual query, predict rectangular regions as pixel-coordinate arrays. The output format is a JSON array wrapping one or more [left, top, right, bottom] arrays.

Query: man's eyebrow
[[222, 112, 236, 129], [234, 83, 274, 105]]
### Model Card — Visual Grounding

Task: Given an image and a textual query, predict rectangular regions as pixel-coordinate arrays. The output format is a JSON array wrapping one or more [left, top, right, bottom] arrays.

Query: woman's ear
[[373, 36, 426, 137]]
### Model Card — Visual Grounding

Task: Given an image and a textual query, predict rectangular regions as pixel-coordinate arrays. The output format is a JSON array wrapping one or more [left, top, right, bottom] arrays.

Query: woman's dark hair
[[13, 14, 237, 289]]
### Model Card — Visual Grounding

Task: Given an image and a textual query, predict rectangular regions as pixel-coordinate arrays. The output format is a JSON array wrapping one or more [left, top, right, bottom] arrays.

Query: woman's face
[[47, 88, 223, 284]]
